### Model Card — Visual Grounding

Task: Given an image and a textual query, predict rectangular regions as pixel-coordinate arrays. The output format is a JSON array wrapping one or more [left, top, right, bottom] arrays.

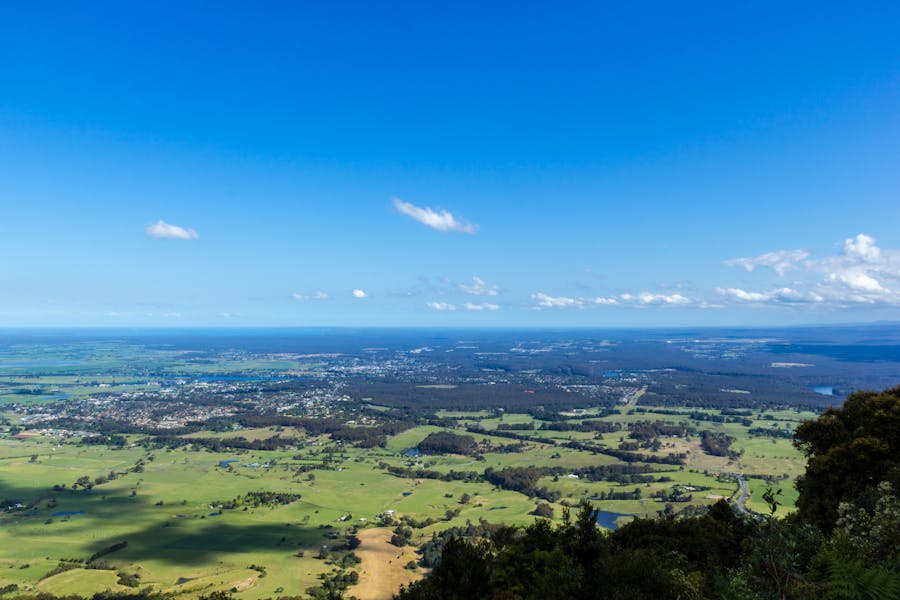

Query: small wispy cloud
[[716, 287, 824, 304], [426, 301, 457, 311], [531, 293, 585, 309], [464, 302, 500, 311], [352, 289, 368, 299], [592, 297, 619, 305], [392, 198, 478, 234], [622, 292, 692, 306], [459, 276, 500, 296], [292, 291, 331, 301], [532, 291, 693, 309], [145, 220, 199, 240], [723, 249, 809, 276]]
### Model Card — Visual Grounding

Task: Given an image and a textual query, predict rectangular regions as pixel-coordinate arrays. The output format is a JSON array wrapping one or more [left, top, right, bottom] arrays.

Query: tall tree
[[794, 386, 900, 532]]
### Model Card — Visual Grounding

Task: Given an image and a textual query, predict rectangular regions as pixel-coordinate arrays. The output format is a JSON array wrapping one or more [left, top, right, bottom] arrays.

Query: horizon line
[[1, 321, 899, 332]]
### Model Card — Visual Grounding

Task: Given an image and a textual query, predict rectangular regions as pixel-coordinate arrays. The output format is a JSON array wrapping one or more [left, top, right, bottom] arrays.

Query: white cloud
[[516, 234, 900, 312], [724, 234, 900, 307], [531, 293, 585, 308], [810, 234, 898, 301], [698, 301, 726, 309], [145, 220, 199, 240], [843, 233, 881, 261], [415, 275, 500, 298], [392, 198, 478, 233], [106, 311, 121, 317], [464, 302, 500, 311], [827, 271, 884, 293], [219, 312, 240, 318], [292, 291, 331, 301], [632, 292, 692, 306], [716, 287, 824, 304], [533, 291, 693, 309], [427, 301, 457, 311], [352, 289, 368, 299], [459, 276, 500, 296], [723, 249, 809, 276], [716, 288, 772, 303]]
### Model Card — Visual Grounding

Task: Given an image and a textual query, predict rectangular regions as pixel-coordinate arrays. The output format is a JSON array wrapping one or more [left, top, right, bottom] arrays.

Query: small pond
[[593, 510, 632, 530]]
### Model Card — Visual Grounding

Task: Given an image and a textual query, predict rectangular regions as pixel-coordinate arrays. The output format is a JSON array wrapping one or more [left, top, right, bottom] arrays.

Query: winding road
[[733, 473, 750, 514], [726, 472, 768, 520]]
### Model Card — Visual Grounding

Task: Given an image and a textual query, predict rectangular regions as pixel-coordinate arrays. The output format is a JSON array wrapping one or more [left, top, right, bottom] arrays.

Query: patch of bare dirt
[[347, 527, 425, 600]]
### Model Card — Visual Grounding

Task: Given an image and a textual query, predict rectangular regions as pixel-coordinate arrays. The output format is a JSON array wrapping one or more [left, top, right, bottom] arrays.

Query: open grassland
[[745, 476, 800, 515], [0, 402, 812, 598], [37, 568, 129, 595]]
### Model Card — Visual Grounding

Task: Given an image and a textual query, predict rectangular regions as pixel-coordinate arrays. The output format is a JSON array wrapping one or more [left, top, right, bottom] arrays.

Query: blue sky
[[1, 2, 899, 327]]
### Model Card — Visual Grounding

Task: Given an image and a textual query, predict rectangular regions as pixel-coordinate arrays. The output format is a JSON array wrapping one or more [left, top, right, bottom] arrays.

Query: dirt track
[[347, 527, 424, 600]]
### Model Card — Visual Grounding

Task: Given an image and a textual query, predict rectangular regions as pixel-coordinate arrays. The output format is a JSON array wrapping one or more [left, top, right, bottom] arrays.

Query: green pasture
[[0, 436, 553, 597], [0, 400, 815, 598], [383, 426, 444, 452], [37, 569, 128, 596], [745, 477, 799, 516]]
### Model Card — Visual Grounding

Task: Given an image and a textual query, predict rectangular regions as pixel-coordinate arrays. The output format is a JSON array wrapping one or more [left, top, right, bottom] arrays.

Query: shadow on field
[[1, 477, 329, 564], [0, 478, 63, 504], [0, 478, 156, 518], [89, 519, 327, 564]]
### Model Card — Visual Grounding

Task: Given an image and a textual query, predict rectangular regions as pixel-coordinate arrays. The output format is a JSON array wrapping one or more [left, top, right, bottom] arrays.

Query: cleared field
[[384, 426, 445, 453], [347, 528, 424, 600], [0, 400, 812, 598], [745, 476, 799, 515], [37, 568, 129, 596]]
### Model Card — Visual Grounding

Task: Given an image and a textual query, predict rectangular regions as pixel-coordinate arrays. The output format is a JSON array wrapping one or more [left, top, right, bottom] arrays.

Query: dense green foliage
[[397, 493, 900, 599], [396, 387, 900, 600], [416, 432, 479, 456], [397, 500, 755, 599], [794, 386, 900, 532]]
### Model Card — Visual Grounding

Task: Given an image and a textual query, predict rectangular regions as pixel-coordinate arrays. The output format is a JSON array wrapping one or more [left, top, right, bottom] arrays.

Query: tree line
[[396, 386, 900, 599]]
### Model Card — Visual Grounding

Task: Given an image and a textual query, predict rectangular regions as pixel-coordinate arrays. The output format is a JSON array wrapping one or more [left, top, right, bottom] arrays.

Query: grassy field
[[0, 402, 814, 598]]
